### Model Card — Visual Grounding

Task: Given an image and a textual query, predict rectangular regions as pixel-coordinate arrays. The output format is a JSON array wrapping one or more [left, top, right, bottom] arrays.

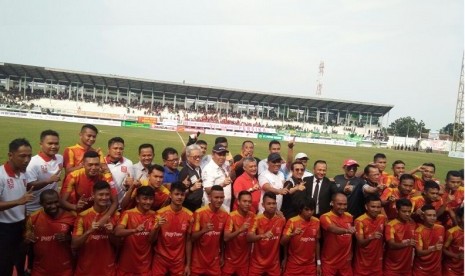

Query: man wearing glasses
[[162, 147, 180, 186], [333, 159, 363, 194], [179, 144, 204, 212], [293, 152, 313, 179]]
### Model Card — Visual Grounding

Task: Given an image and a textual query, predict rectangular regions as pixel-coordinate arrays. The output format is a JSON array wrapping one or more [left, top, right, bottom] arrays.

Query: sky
[[1, 0, 463, 131]]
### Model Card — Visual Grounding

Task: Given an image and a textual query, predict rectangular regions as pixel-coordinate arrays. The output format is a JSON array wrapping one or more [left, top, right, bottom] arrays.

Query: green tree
[[440, 122, 464, 141], [387, 116, 427, 137]]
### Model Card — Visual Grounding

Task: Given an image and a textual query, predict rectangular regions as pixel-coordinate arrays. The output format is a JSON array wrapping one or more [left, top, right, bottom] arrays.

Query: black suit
[[301, 176, 338, 216]]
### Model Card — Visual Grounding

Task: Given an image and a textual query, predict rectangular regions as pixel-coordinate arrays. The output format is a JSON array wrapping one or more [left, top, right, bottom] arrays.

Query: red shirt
[[443, 226, 464, 275], [191, 205, 229, 270], [380, 188, 413, 220], [283, 215, 320, 266], [353, 213, 386, 274], [154, 205, 193, 264], [60, 168, 116, 212], [73, 207, 119, 276], [413, 175, 440, 192], [413, 224, 445, 275], [379, 171, 390, 185], [249, 213, 286, 269], [320, 211, 353, 269], [26, 209, 76, 276], [117, 208, 156, 274], [63, 144, 104, 172], [224, 210, 255, 268], [128, 184, 170, 211], [232, 173, 260, 213], [440, 187, 464, 229], [384, 219, 416, 274], [386, 174, 400, 187], [411, 195, 444, 223]]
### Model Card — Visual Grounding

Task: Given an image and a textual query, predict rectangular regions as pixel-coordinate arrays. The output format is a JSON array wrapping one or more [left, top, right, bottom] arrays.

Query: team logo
[[7, 178, 14, 189], [219, 222, 224, 229], [311, 229, 317, 236], [61, 224, 69, 231], [181, 223, 187, 230], [41, 165, 48, 173], [121, 166, 127, 173]]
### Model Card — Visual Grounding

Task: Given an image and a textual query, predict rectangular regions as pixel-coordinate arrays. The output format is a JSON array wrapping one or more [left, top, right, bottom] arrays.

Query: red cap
[[343, 159, 359, 167]]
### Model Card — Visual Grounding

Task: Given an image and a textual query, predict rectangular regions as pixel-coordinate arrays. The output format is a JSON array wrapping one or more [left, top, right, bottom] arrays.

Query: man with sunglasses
[[293, 152, 313, 179], [179, 144, 204, 212]]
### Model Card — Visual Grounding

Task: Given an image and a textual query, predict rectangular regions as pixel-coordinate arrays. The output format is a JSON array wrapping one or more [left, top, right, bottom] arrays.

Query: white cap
[[294, 152, 309, 160]]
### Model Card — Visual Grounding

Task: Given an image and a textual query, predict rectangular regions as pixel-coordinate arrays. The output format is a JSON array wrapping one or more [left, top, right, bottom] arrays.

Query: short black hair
[[136, 186, 155, 197], [196, 140, 207, 146], [108, 137, 124, 148], [83, 151, 100, 159], [313, 160, 326, 168], [263, 191, 276, 201], [210, 185, 224, 193], [93, 181, 111, 192], [331, 192, 347, 201], [291, 161, 305, 171], [138, 143, 154, 154], [446, 170, 461, 181], [396, 198, 412, 210], [268, 140, 281, 149], [215, 137, 228, 145], [40, 130, 59, 142], [162, 147, 178, 160], [241, 140, 253, 148], [237, 190, 252, 201], [424, 180, 440, 192], [373, 153, 386, 161], [365, 194, 381, 204], [364, 164, 379, 175], [392, 160, 405, 168], [298, 198, 316, 212], [81, 124, 98, 134], [9, 138, 31, 153], [147, 164, 164, 174], [39, 189, 59, 204], [170, 181, 187, 194], [399, 173, 415, 183], [422, 162, 436, 172], [421, 204, 435, 213]]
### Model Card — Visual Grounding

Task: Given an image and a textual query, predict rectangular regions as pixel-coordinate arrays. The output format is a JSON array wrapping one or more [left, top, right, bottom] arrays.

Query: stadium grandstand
[[0, 62, 393, 140]]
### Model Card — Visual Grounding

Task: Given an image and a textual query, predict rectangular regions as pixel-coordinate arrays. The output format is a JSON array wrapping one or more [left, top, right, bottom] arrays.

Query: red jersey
[[60, 168, 116, 212], [224, 210, 255, 268], [232, 173, 260, 213], [353, 213, 387, 275], [384, 218, 416, 274], [413, 175, 440, 192], [380, 188, 413, 220], [411, 195, 444, 223], [26, 209, 76, 276], [129, 184, 170, 211], [379, 171, 390, 185], [248, 213, 286, 269], [320, 211, 353, 269], [154, 205, 193, 264], [386, 174, 400, 187], [440, 187, 464, 229], [443, 226, 464, 276], [414, 224, 445, 276], [283, 215, 320, 266], [63, 144, 104, 172], [117, 208, 156, 274], [191, 205, 229, 271], [73, 207, 119, 276]]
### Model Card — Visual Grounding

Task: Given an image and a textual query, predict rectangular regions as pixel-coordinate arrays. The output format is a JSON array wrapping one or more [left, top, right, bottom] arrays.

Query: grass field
[[0, 117, 462, 181]]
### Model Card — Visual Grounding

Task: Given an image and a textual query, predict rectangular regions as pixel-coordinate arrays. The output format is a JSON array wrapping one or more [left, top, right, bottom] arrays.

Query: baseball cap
[[343, 159, 359, 167], [268, 153, 283, 162], [294, 152, 309, 160], [212, 144, 229, 153]]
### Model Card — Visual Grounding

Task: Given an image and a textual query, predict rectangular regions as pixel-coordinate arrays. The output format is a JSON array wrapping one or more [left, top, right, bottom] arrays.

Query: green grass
[[0, 117, 462, 181]]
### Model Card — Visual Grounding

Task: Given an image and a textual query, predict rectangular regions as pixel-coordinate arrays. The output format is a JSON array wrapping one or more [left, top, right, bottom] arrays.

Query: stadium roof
[[0, 62, 393, 115]]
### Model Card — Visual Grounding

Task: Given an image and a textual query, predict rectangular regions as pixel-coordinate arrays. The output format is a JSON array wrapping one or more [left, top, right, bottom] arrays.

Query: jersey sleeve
[[443, 228, 454, 248], [355, 219, 364, 237], [385, 222, 395, 242], [380, 188, 392, 201], [25, 161, 40, 183], [117, 212, 129, 228], [283, 219, 294, 237], [61, 174, 76, 195], [415, 228, 423, 248], [63, 148, 74, 169], [319, 214, 332, 230], [249, 216, 259, 234], [192, 210, 202, 232], [224, 215, 234, 234], [73, 216, 85, 236], [24, 216, 33, 238]]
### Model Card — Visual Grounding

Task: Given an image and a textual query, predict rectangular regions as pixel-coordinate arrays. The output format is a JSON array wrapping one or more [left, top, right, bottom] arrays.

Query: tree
[[387, 116, 427, 137], [440, 122, 464, 141]]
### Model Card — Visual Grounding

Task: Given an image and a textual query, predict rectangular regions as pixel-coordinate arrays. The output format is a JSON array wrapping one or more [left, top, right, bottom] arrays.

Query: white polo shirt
[[133, 161, 151, 184], [202, 159, 232, 212], [106, 156, 134, 204], [258, 169, 285, 213], [25, 152, 64, 214], [258, 158, 289, 178], [0, 162, 28, 223]]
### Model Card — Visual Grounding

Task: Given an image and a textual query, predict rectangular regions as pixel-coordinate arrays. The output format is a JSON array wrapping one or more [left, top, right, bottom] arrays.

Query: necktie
[[313, 179, 320, 200]]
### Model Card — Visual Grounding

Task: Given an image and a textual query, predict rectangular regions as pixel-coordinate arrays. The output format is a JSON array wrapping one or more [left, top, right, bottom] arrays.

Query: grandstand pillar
[[5, 77, 9, 91], [127, 88, 130, 104], [173, 94, 176, 111], [184, 95, 186, 109], [216, 99, 219, 112], [151, 91, 154, 111], [325, 108, 329, 123], [162, 93, 165, 106], [140, 91, 144, 105], [316, 108, 320, 123], [369, 113, 372, 128], [93, 87, 96, 99], [116, 88, 119, 101], [337, 111, 340, 124]]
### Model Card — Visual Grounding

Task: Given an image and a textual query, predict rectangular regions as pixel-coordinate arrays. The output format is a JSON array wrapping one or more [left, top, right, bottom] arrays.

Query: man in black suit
[[299, 160, 338, 217]]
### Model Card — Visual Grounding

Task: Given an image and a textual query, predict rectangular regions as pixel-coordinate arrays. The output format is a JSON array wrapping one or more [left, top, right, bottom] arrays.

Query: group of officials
[[0, 123, 463, 276]]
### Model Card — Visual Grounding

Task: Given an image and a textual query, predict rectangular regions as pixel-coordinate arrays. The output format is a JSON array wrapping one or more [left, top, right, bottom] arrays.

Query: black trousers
[[0, 220, 25, 276]]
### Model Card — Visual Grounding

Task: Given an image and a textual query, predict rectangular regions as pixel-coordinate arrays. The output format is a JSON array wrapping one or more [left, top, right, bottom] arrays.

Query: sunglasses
[[294, 168, 305, 172], [345, 166, 358, 171]]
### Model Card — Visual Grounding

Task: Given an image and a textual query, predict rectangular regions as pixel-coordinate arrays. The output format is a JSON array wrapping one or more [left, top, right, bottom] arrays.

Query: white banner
[[0, 111, 121, 126], [184, 121, 276, 133]]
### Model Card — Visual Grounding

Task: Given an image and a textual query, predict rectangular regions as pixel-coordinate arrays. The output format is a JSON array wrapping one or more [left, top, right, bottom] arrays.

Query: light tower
[[315, 61, 324, 96], [451, 54, 464, 151]]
